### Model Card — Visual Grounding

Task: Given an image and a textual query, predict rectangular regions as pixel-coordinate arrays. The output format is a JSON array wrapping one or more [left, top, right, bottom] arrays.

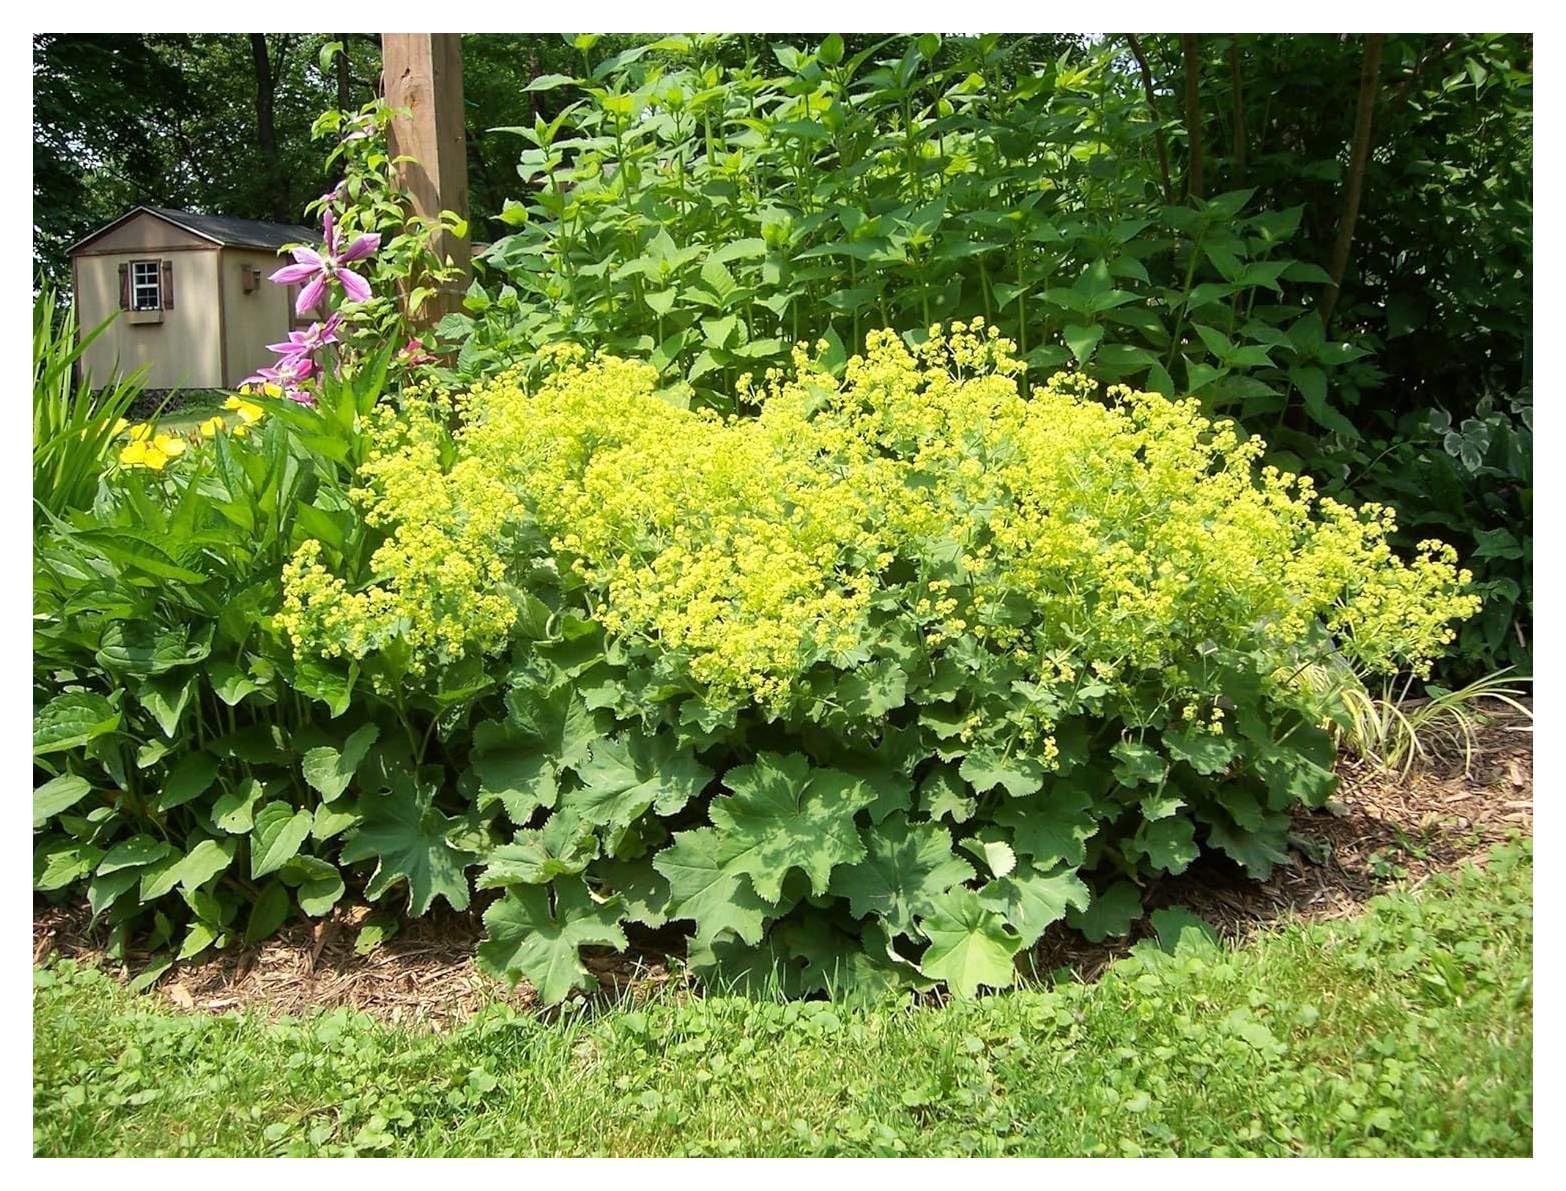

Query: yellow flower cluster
[[117, 422, 186, 470], [276, 389, 521, 675], [116, 394, 265, 470], [278, 321, 1478, 708]]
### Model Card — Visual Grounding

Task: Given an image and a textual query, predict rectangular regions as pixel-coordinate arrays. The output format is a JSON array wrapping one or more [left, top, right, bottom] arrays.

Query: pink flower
[[242, 351, 318, 390], [267, 313, 342, 358], [269, 209, 380, 316], [399, 337, 436, 367]]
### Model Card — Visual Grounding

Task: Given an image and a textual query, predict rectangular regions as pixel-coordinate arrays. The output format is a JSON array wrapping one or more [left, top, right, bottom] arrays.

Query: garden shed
[[69, 206, 318, 390]]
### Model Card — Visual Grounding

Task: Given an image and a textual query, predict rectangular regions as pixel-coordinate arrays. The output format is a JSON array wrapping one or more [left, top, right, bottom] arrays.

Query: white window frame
[[130, 260, 163, 311]]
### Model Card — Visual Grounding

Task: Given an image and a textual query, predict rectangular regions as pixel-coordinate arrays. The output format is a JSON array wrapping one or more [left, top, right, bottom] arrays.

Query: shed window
[[130, 260, 163, 311]]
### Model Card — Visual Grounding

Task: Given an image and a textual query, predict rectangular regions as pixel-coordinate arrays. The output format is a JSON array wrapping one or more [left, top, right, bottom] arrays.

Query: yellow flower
[[198, 415, 227, 438], [118, 432, 183, 470], [223, 395, 265, 424]]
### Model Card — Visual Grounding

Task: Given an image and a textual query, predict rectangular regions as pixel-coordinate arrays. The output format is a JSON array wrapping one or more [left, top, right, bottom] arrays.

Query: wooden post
[[382, 33, 470, 325]]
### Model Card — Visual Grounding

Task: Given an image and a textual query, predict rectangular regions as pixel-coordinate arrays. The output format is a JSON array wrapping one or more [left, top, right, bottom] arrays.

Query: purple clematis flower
[[267, 313, 343, 358], [242, 351, 319, 391], [269, 209, 380, 316]]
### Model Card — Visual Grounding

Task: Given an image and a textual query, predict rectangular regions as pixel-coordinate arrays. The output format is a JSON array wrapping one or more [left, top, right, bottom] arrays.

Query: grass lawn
[[33, 840, 1532, 1158]]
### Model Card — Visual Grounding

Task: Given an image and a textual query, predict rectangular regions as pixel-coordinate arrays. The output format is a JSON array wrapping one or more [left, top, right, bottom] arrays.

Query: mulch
[[33, 711, 1533, 1027]]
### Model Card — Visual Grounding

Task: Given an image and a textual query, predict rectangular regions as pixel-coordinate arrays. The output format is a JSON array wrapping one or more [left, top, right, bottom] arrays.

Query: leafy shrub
[[260, 323, 1473, 1002], [441, 32, 1529, 677]]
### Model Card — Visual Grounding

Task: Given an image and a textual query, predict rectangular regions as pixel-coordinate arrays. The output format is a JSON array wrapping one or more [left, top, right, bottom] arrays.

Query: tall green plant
[[32, 285, 146, 522]]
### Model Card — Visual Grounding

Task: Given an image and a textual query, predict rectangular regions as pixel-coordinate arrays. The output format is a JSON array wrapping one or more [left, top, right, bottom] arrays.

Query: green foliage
[[33, 285, 148, 523], [31, 36, 1515, 1006], [441, 31, 1530, 676], [32, 843, 1533, 1156]]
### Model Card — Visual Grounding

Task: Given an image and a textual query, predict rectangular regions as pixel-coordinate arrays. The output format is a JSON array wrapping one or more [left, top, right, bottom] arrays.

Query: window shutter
[[118, 263, 130, 310], [162, 259, 175, 309]]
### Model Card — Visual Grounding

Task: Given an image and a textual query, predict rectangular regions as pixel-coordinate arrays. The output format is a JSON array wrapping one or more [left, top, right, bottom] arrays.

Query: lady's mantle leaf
[[708, 752, 873, 902], [477, 879, 626, 1005], [651, 827, 772, 943], [978, 861, 1089, 945], [479, 811, 597, 887], [1133, 816, 1200, 874], [341, 784, 476, 915], [565, 732, 713, 829], [916, 887, 1023, 998], [1066, 879, 1143, 942], [993, 782, 1097, 868], [828, 813, 975, 935], [959, 749, 1044, 798]]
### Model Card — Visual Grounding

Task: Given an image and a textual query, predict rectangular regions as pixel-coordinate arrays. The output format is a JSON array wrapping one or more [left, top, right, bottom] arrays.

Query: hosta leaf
[[98, 834, 176, 875], [993, 783, 1097, 868], [652, 827, 772, 944], [35, 840, 103, 891], [477, 879, 626, 1005], [301, 724, 380, 802], [95, 622, 208, 677], [1133, 816, 1199, 875], [245, 881, 292, 944], [250, 802, 314, 879], [210, 777, 265, 834], [1066, 880, 1143, 942], [156, 752, 219, 813], [1163, 727, 1238, 775], [959, 749, 1044, 798], [138, 674, 193, 738], [479, 812, 597, 887], [312, 801, 361, 842], [978, 861, 1090, 946], [179, 837, 237, 891], [209, 660, 260, 706], [34, 691, 121, 756], [828, 813, 975, 935], [281, 855, 346, 916], [917, 887, 1023, 998], [88, 867, 141, 918], [565, 732, 713, 829], [33, 774, 91, 827], [340, 785, 475, 915], [709, 753, 872, 902]]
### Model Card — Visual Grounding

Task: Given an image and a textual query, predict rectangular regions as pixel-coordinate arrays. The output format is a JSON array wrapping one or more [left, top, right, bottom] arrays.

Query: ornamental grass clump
[[269, 322, 1476, 1003]]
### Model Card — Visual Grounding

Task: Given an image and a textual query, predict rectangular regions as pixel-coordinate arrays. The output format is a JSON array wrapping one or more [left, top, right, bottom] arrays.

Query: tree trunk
[[1125, 34, 1174, 205], [336, 35, 351, 109], [1180, 34, 1204, 199], [1229, 37, 1246, 184], [250, 34, 288, 221], [1320, 34, 1387, 328]]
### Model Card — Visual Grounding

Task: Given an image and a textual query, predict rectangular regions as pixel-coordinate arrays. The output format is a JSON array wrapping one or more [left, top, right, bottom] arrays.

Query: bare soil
[[34, 713, 1532, 1027]]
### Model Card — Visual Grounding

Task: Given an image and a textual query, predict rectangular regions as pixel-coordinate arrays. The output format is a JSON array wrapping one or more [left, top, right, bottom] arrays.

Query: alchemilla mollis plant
[[266, 321, 1475, 1002]]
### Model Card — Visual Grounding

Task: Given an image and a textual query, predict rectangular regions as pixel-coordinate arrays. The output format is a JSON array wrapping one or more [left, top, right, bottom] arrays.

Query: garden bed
[[33, 711, 1531, 1026]]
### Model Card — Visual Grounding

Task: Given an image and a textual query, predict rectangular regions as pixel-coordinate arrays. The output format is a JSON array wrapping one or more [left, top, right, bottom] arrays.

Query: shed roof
[[69, 206, 319, 255]]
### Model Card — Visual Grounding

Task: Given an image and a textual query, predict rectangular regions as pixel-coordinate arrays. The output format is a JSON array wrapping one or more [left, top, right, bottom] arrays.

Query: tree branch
[[1125, 34, 1175, 205], [1320, 33, 1387, 328], [1180, 34, 1204, 200]]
